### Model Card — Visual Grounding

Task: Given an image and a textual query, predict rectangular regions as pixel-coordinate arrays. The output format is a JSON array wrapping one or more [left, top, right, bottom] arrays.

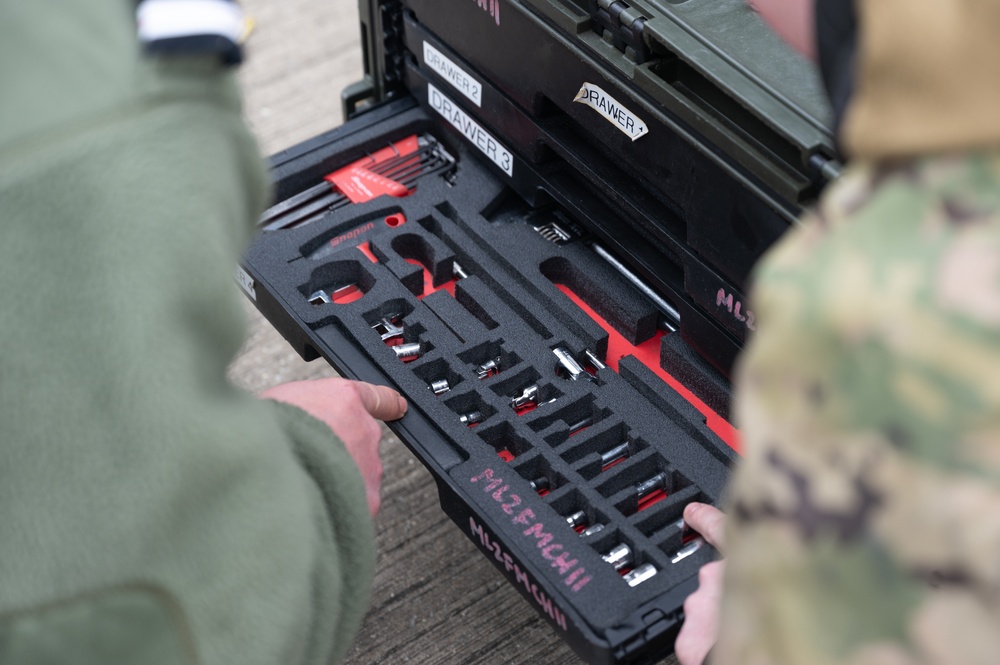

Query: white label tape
[[236, 266, 257, 301], [573, 82, 649, 142], [428, 83, 513, 177], [423, 41, 483, 107]]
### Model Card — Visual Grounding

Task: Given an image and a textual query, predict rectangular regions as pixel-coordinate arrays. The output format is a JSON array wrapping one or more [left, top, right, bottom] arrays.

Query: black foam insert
[[243, 103, 736, 645]]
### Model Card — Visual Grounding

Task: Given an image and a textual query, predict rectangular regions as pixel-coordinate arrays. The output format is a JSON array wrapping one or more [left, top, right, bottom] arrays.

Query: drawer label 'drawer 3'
[[428, 82, 514, 176]]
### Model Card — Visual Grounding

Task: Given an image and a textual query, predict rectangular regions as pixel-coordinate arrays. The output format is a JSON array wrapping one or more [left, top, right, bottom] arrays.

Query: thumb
[[354, 381, 408, 421], [684, 503, 727, 552]]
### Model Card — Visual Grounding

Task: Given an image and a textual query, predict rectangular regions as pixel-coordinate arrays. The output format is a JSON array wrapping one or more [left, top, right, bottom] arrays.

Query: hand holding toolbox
[[240, 1, 836, 662]]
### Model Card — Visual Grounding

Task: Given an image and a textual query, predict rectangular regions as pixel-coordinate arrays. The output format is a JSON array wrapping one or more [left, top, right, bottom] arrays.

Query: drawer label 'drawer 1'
[[573, 82, 649, 142]]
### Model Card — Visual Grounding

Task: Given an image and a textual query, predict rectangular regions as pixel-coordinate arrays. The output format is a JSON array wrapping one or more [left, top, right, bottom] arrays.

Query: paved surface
[[229, 2, 679, 663]]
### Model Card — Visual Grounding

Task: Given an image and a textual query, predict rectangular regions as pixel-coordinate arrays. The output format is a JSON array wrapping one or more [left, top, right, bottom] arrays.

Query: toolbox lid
[[639, 0, 832, 147]]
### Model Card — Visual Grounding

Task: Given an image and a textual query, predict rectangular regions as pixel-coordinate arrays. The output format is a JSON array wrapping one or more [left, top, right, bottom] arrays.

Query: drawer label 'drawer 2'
[[424, 41, 483, 107], [573, 82, 649, 142]]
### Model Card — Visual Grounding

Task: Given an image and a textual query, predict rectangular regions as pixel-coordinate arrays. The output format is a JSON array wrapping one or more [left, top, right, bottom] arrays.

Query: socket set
[[241, 100, 736, 665]]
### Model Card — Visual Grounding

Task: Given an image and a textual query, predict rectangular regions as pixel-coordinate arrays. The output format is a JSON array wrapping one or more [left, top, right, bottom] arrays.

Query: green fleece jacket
[[0, 2, 375, 664]]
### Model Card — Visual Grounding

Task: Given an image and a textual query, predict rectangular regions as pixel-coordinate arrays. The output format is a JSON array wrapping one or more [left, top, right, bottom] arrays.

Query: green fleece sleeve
[[0, 2, 375, 664], [267, 401, 378, 665]]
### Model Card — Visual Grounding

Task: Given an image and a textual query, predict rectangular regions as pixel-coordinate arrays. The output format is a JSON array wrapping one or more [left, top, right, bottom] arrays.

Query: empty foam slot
[[528, 395, 611, 440], [420, 289, 491, 345], [391, 233, 456, 288], [477, 421, 534, 462], [435, 200, 555, 341]]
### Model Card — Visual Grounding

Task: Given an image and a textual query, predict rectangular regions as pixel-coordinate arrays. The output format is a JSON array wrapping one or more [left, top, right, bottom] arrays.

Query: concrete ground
[[229, 2, 678, 663]]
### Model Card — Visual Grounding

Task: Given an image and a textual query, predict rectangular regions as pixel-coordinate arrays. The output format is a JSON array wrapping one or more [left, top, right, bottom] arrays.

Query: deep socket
[[600, 442, 630, 468], [635, 472, 668, 500], [552, 347, 595, 382]]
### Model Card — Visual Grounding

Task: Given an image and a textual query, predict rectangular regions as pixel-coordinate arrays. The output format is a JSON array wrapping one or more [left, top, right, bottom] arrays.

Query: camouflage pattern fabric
[[715, 151, 1000, 665]]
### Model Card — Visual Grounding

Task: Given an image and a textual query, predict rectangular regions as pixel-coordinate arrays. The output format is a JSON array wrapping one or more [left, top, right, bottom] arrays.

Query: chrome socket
[[393, 343, 422, 361], [459, 411, 483, 426], [623, 563, 657, 587], [635, 472, 668, 500], [566, 511, 587, 529], [552, 346, 595, 382], [568, 415, 594, 435], [429, 379, 450, 395], [476, 356, 502, 379], [670, 537, 705, 564], [600, 442, 630, 468], [528, 477, 550, 493], [584, 350, 606, 371], [602, 543, 633, 571], [511, 384, 539, 409]]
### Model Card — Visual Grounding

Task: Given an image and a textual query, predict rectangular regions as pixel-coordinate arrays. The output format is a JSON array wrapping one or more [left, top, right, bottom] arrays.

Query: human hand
[[675, 502, 727, 665], [260, 378, 408, 516]]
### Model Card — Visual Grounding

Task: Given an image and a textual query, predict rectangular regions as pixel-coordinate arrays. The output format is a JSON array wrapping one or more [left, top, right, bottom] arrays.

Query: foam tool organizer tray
[[241, 99, 740, 665]]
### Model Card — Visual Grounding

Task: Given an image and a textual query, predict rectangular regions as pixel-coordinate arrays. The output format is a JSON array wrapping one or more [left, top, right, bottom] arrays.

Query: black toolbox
[[239, 1, 836, 662]]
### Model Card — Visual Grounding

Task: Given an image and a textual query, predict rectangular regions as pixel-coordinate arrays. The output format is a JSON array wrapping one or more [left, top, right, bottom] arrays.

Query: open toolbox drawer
[[351, 0, 836, 377], [242, 98, 737, 664], [241, 1, 833, 662]]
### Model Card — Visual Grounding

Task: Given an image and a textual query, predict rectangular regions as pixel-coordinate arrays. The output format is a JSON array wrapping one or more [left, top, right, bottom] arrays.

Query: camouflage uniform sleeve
[[713, 151, 1000, 665]]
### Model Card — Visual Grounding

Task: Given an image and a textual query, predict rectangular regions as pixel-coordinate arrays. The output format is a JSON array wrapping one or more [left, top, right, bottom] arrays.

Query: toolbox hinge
[[590, 0, 651, 64]]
